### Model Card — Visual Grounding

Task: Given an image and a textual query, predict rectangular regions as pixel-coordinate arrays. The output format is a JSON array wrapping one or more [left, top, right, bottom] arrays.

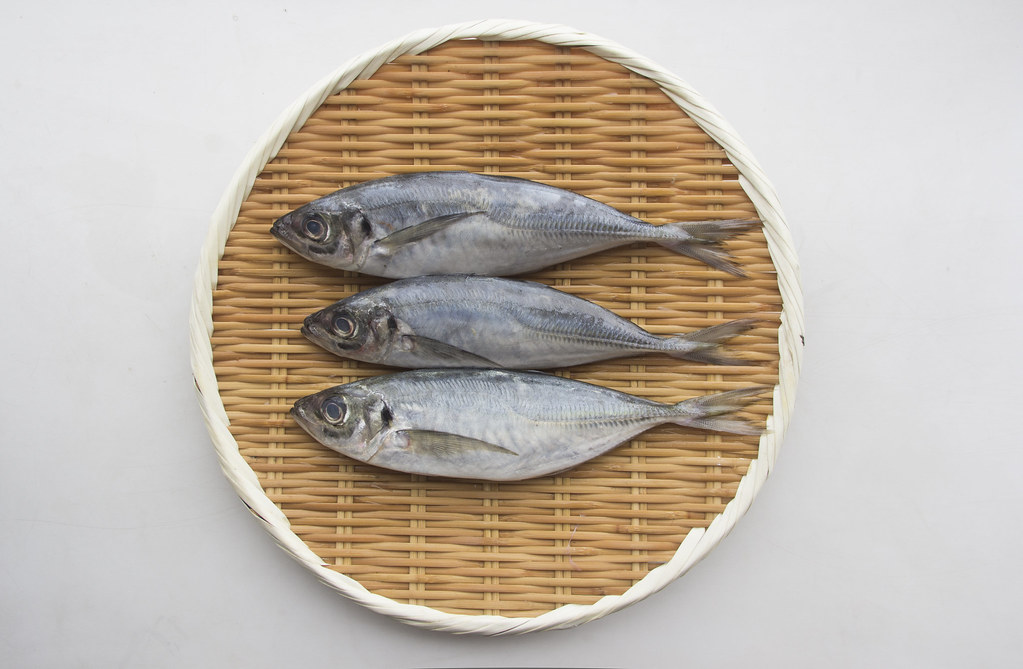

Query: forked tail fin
[[664, 318, 758, 365], [656, 219, 760, 276], [671, 386, 770, 435]]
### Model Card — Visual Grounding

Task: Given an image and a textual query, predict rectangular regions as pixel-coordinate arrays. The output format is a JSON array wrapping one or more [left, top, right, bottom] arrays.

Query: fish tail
[[656, 219, 760, 276], [664, 318, 759, 365], [670, 386, 770, 435]]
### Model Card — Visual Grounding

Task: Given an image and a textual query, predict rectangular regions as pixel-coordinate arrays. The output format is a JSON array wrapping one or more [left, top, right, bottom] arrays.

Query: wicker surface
[[210, 39, 780, 618]]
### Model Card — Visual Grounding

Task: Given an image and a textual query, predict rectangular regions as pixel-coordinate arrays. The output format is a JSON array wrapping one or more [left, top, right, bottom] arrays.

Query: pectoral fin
[[402, 335, 499, 367], [399, 430, 517, 457], [375, 211, 483, 251]]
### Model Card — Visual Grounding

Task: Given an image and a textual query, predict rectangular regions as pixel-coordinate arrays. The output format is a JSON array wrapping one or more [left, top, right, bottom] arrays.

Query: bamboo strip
[[193, 23, 800, 635]]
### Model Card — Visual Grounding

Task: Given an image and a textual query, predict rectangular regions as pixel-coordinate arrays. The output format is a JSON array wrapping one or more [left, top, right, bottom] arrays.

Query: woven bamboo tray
[[190, 20, 803, 635]]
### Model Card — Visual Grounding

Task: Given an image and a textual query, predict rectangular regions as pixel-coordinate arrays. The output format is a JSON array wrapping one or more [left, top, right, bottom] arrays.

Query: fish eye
[[321, 397, 346, 424], [333, 315, 357, 337], [302, 215, 328, 241]]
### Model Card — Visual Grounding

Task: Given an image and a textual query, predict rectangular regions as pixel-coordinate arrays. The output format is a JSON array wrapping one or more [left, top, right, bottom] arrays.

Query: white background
[[2, 1, 1021, 666]]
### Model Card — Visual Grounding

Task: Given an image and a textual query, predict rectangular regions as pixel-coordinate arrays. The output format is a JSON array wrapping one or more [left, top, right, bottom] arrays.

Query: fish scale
[[290, 369, 766, 481], [512, 308, 649, 348], [270, 171, 758, 277], [302, 275, 757, 369]]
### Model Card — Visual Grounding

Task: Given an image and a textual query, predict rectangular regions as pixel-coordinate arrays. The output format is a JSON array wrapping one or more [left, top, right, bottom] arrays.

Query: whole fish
[[290, 369, 767, 481], [302, 274, 757, 369], [270, 171, 758, 278]]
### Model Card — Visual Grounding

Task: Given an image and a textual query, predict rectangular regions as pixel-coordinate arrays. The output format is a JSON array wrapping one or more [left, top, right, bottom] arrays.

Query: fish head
[[301, 299, 398, 362], [290, 386, 387, 462], [270, 199, 369, 269]]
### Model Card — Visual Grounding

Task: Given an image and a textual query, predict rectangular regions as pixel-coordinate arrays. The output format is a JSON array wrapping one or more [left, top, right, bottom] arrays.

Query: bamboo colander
[[190, 20, 803, 635]]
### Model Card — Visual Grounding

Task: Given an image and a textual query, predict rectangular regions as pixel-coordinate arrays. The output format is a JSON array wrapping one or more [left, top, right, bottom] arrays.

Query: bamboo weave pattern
[[210, 39, 780, 618]]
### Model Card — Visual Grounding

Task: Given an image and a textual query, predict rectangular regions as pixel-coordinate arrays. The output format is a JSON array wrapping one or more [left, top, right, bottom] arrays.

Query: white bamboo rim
[[189, 19, 803, 635]]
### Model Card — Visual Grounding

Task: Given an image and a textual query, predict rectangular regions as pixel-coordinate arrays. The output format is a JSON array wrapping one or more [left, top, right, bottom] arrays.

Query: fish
[[290, 369, 768, 481], [302, 274, 758, 369], [270, 171, 758, 278]]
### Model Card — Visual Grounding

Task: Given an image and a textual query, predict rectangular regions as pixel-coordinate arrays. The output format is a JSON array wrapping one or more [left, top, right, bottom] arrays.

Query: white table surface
[[3, 2, 1021, 666]]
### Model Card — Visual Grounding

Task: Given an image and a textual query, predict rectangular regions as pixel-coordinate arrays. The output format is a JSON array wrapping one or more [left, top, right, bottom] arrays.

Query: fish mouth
[[303, 318, 364, 352], [290, 399, 315, 427], [270, 219, 303, 254], [301, 313, 326, 340], [301, 320, 339, 347], [269, 218, 304, 257]]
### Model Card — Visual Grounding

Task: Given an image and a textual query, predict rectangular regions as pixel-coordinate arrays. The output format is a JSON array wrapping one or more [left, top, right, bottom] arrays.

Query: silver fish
[[290, 369, 767, 481], [302, 274, 757, 369], [270, 171, 758, 278]]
